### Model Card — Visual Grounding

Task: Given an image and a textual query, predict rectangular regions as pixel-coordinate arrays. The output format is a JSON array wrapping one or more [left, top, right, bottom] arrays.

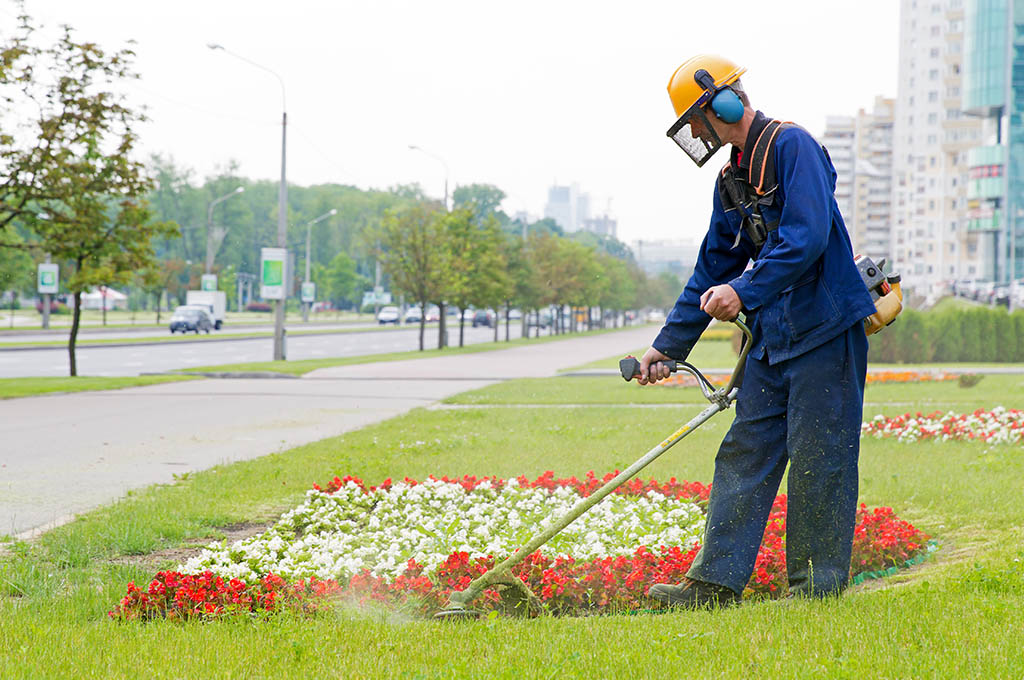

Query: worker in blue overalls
[[637, 55, 877, 607]]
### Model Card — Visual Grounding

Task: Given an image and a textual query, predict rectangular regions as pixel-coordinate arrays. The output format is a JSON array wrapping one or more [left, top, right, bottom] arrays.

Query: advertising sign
[[300, 281, 316, 303], [260, 247, 287, 300], [37, 263, 59, 294], [201, 274, 218, 291], [361, 289, 393, 307]]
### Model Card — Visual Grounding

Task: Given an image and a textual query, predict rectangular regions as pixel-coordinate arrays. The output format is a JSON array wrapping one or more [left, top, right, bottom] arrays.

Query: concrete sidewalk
[[0, 326, 653, 537]]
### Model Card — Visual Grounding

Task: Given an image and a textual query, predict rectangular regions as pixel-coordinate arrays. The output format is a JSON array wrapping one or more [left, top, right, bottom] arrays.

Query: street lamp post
[[205, 186, 245, 274], [208, 43, 288, 360], [303, 208, 337, 322], [408, 144, 450, 347]]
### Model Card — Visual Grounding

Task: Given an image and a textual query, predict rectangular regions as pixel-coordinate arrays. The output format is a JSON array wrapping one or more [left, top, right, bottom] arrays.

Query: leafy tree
[[452, 184, 506, 223], [320, 251, 365, 310], [0, 231, 33, 326], [376, 204, 449, 350], [597, 255, 636, 328], [0, 11, 175, 373]]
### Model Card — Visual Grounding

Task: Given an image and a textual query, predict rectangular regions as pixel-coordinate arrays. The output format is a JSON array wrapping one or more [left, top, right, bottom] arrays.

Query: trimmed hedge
[[868, 307, 1024, 363]]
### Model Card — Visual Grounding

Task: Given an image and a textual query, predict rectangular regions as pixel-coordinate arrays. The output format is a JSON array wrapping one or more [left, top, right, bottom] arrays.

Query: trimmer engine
[[854, 254, 903, 335]]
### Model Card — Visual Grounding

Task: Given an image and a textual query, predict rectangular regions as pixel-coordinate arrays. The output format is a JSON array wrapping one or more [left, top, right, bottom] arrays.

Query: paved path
[[0, 326, 654, 537]]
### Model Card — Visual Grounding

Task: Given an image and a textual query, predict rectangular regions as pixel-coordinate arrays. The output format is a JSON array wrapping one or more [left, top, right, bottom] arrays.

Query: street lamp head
[[207, 43, 224, 51], [408, 144, 419, 151], [328, 209, 338, 216], [234, 186, 245, 194]]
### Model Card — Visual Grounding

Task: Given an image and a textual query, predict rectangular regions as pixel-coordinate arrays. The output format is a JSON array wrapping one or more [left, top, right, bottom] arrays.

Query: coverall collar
[[731, 110, 770, 179]]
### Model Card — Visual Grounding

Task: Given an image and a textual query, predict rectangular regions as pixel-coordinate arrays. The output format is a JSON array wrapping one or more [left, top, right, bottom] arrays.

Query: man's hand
[[637, 346, 673, 386], [700, 284, 742, 321]]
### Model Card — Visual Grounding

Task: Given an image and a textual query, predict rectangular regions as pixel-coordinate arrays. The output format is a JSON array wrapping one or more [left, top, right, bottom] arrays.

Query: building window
[[928, 91, 938, 102], [968, 164, 1004, 179], [929, 69, 939, 79]]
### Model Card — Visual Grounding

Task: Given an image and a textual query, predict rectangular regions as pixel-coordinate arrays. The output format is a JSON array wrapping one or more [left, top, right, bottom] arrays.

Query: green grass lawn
[[1, 368, 1023, 677], [0, 375, 199, 399]]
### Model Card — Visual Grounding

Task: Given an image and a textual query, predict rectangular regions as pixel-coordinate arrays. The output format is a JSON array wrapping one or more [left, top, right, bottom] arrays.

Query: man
[[638, 55, 877, 607]]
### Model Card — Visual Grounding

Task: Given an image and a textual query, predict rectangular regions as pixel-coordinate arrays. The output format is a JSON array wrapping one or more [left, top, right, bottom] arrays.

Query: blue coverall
[[653, 111, 877, 596]]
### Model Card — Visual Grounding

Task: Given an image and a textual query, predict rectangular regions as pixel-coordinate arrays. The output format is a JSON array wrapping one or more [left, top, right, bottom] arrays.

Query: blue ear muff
[[710, 88, 744, 124]]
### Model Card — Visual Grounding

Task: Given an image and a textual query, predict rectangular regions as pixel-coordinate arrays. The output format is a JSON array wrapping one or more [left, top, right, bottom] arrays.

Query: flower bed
[[110, 473, 929, 620], [862, 407, 1024, 444], [658, 369, 959, 389]]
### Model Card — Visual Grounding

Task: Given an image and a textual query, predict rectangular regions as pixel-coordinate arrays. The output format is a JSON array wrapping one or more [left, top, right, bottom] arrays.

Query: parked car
[[461, 309, 475, 323], [377, 305, 400, 324], [404, 306, 423, 324], [645, 310, 667, 323], [507, 308, 522, 320], [426, 305, 441, 322], [472, 309, 495, 328], [527, 311, 551, 328], [169, 306, 213, 334]]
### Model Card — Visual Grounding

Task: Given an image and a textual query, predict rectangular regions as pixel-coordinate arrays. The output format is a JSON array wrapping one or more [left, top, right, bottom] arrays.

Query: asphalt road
[[0, 323, 529, 377], [0, 321, 375, 343], [0, 325, 656, 537]]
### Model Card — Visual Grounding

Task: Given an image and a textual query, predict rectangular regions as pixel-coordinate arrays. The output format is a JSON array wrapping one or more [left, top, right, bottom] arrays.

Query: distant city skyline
[[15, 0, 900, 245]]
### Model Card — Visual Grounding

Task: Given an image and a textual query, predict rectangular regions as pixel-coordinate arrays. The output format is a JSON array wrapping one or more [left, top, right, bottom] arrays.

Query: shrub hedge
[[868, 307, 1024, 363]]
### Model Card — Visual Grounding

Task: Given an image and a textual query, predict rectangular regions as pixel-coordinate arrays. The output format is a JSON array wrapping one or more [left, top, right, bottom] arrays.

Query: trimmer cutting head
[[432, 605, 484, 620]]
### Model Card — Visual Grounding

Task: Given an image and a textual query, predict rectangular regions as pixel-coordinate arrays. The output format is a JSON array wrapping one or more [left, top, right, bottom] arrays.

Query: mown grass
[[1, 364, 1023, 678], [0, 375, 199, 400]]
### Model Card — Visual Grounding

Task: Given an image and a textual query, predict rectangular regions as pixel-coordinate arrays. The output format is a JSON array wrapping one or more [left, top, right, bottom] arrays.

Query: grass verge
[[1, 367, 1022, 677], [0, 375, 199, 400]]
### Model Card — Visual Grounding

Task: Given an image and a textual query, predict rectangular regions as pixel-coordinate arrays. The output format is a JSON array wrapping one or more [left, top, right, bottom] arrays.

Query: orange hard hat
[[667, 54, 747, 118]]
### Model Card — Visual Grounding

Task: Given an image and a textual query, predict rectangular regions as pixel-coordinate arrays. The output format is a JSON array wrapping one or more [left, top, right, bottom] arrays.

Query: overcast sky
[[15, 0, 900, 245]]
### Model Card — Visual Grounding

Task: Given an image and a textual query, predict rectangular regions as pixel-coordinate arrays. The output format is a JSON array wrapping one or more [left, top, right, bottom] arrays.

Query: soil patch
[[107, 520, 274, 571]]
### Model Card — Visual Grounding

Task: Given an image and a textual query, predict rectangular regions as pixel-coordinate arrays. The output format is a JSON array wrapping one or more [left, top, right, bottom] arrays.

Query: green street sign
[[260, 247, 287, 300], [301, 282, 316, 303], [201, 274, 218, 291], [37, 263, 59, 294]]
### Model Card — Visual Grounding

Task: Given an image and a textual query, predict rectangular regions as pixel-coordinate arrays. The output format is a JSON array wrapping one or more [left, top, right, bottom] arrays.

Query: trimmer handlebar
[[618, 357, 677, 381], [620, 319, 753, 405]]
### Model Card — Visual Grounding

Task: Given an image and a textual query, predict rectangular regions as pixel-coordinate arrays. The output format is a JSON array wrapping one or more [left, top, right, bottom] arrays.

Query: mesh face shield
[[666, 105, 723, 168]]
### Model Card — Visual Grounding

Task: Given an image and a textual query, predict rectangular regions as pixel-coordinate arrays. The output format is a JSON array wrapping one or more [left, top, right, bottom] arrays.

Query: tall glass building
[[963, 0, 1024, 284]]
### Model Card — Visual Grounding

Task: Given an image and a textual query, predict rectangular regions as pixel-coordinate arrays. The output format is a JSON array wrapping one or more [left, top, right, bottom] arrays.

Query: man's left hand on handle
[[699, 284, 742, 321]]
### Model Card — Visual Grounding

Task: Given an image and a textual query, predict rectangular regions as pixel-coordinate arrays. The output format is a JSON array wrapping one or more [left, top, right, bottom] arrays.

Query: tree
[[452, 184, 506, 223], [0, 231, 33, 327], [1, 11, 175, 374], [320, 251, 365, 310], [376, 204, 449, 350], [597, 254, 636, 328], [441, 209, 507, 346]]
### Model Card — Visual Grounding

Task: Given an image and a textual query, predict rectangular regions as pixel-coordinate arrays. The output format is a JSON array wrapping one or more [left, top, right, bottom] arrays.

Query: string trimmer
[[433, 318, 753, 619]]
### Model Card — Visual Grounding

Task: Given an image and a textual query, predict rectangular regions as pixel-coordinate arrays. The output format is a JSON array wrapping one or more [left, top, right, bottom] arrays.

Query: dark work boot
[[647, 578, 741, 609]]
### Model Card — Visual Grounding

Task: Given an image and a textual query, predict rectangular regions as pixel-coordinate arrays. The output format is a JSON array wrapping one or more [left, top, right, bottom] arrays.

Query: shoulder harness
[[717, 119, 795, 251]]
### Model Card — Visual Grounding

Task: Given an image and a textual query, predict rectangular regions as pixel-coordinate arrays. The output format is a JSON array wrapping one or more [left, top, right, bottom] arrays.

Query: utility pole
[[209, 43, 288, 360], [302, 209, 336, 322]]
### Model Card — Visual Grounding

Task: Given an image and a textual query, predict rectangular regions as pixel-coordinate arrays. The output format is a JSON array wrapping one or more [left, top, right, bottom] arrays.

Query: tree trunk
[[8, 291, 14, 329], [493, 311, 498, 342], [458, 306, 466, 347], [505, 300, 510, 342], [418, 312, 426, 351], [437, 302, 446, 350], [154, 291, 161, 324], [69, 290, 82, 376]]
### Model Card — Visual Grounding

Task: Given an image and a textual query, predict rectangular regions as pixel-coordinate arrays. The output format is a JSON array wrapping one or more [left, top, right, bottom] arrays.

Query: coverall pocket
[[783, 276, 841, 340]]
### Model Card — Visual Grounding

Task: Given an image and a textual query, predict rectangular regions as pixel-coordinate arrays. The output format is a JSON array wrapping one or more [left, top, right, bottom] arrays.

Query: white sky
[[16, 0, 900, 245]]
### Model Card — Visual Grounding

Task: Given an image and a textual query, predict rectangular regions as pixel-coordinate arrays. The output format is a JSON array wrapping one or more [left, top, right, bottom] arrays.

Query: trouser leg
[[784, 324, 868, 596], [686, 353, 789, 594]]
